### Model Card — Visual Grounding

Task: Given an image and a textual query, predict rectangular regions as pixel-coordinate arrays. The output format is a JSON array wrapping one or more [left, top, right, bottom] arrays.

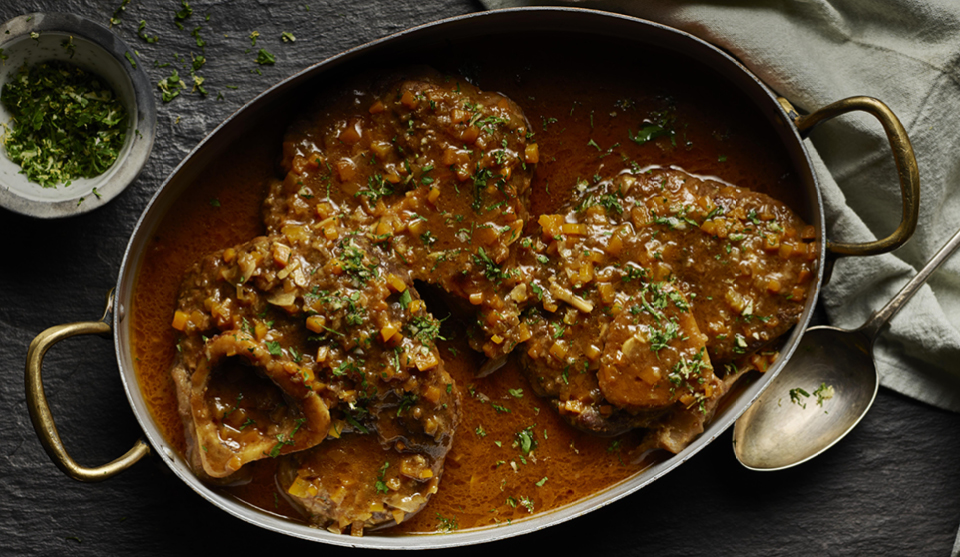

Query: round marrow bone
[[171, 220, 460, 521]]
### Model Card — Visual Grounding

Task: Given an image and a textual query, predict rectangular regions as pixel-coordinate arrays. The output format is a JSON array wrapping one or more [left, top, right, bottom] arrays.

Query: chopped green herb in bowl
[[1, 60, 128, 188], [0, 12, 157, 218]]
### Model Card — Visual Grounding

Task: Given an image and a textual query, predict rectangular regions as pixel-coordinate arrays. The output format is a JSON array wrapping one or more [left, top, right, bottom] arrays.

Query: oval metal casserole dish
[[24, 7, 918, 550]]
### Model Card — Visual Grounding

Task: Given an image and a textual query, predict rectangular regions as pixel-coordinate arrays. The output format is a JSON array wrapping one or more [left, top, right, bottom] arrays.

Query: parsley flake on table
[[0, 61, 128, 188], [158, 69, 186, 102], [174, 1, 193, 30], [109, 0, 131, 27], [255, 48, 276, 65], [137, 20, 159, 43], [281, 31, 296, 43]]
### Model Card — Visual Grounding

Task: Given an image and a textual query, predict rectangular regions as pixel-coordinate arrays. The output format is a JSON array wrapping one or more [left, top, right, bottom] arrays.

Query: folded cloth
[[481, 0, 960, 413]]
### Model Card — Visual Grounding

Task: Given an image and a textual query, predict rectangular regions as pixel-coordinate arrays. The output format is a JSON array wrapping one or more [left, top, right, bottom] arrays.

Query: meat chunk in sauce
[[262, 69, 535, 360], [170, 223, 460, 529], [515, 168, 816, 445], [163, 62, 821, 533]]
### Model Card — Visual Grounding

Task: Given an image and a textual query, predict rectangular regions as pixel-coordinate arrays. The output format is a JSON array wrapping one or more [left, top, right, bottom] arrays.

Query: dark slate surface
[[1, 1, 958, 556]]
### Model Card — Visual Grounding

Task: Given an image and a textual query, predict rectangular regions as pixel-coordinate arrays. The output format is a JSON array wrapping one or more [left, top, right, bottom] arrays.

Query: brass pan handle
[[778, 96, 920, 257], [25, 290, 150, 482]]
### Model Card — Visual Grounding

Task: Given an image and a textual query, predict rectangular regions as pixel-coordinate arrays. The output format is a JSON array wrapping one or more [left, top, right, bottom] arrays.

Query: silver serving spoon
[[733, 226, 960, 471]]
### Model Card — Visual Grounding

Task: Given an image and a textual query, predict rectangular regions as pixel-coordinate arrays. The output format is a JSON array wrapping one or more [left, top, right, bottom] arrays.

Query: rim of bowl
[[0, 12, 157, 218]]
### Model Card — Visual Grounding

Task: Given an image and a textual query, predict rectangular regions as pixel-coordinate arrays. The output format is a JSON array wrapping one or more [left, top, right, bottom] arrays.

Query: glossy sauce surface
[[133, 45, 804, 534]]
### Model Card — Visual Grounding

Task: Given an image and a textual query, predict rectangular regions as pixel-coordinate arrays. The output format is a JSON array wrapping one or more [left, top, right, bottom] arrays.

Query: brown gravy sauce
[[133, 46, 800, 534]]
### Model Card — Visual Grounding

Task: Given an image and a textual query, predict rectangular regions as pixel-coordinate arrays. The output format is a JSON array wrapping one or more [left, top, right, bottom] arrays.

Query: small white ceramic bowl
[[0, 12, 156, 218]]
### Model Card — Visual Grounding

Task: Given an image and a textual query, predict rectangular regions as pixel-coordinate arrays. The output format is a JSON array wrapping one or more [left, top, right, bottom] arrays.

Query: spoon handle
[[859, 226, 960, 341]]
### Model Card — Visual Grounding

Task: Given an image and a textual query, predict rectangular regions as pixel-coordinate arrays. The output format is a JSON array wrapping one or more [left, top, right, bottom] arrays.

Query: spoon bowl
[[733, 222, 960, 470], [732, 326, 879, 470]]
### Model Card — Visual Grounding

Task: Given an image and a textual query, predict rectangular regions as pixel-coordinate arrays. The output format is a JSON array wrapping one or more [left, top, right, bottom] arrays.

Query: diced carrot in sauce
[[474, 225, 499, 246], [305, 315, 326, 334], [549, 340, 568, 360], [408, 218, 427, 236], [336, 158, 356, 182], [779, 242, 794, 259], [400, 90, 418, 109], [272, 243, 291, 267], [524, 143, 539, 164], [517, 323, 532, 343], [538, 214, 563, 239], [381, 322, 400, 342], [370, 141, 392, 158], [424, 385, 442, 404], [340, 123, 362, 145], [171, 310, 189, 331], [460, 125, 479, 144], [450, 109, 469, 125], [386, 273, 407, 293], [323, 224, 339, 241], [416, 351, 439, 371], [441, 147, 459, 165]]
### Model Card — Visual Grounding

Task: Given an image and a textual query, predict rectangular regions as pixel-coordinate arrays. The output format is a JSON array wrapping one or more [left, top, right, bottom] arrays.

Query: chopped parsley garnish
[[255, 48, 276, 65], [158, 68, 186, 102], [267, 417, 305, 457], [339, 241, 378, 284], [515, 425, 538, 454], [628, 124, 671, 145], [356, 173, 393, 202], [375, 461, 390, 494], [398, 289, 412, 310], [137, 20, 159, 43], [190, 25, 206, 49], [435, 513, 459, 532], [0, 61, 128, 188], [281, 31, 296, 43], [473, 247, 505, 282], [813, 382, 834, 407], [599, 193, 623, 214], [265, 341, 282, 356], [174, 1, 193, 30], [60, 37, 76, 58], [110, 0, 131, 27], [789, 387, 810, 409], [530, 283, 544, 300], [648, 317, 680, 352], [406, 315, 444, 345], [396, 393, 418, 416], [471, 166, 493, 211]]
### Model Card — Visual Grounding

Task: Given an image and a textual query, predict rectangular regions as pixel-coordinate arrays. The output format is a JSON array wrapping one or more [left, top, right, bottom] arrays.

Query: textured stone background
[[1, 1, 959, 556]]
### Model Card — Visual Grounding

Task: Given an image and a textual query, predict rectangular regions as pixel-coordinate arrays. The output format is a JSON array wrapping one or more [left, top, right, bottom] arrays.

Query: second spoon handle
[[859, 226, 960, 341]]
